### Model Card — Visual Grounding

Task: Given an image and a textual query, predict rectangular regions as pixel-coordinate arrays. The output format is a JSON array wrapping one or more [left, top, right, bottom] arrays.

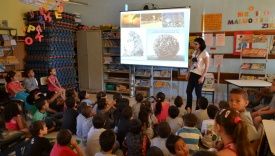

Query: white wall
[[64, 0, 275, 102], [64, 0, 275, 32]]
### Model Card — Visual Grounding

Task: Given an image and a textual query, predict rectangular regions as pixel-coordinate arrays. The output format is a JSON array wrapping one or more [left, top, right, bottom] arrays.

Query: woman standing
[[186, 38, 210, 111]]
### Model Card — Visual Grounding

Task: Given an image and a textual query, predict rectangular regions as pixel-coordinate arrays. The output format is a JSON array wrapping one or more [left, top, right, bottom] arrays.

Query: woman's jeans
[[186, 72, 205, 110]]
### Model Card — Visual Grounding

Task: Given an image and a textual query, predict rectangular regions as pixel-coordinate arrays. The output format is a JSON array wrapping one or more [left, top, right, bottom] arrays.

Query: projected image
[[162, 12, 184, 27], [147, 29, 185, 61], [120, 8, 190, 67], [121, 30, 144, 57], [121, 14, 141, 28], [140, 13, 162, 28]]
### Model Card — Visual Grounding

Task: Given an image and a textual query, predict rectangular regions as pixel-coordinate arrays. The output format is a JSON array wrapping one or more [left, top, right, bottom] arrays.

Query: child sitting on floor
[[50, 129, 83, 156], [193, 97, 209, 129], [81, 105, 95, 146], [151, 122, 171, 156], [132, 93, 144, 119], [29, 120, 53, 156], [174, 95, 188, 116], [123, 119, 151, 155], [176, 113, 201, 155], [200, 104, 219, 148], [229, 88, 260, 152], [78, 90, 92, 106], [166, 134, 189, 156], [3, 102, 29, 134], [214, 108, 254, 156], [62, 97, 79, 134], [166, 106, 183, 134]]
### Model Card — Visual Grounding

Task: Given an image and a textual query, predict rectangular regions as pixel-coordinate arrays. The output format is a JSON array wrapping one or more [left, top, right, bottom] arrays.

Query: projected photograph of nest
[[140, 13, 162, 28], [147, 34, 184, 61], [122, 30, 144, 57], [162, 12, 184, 27], [121, 14, 141, 28]]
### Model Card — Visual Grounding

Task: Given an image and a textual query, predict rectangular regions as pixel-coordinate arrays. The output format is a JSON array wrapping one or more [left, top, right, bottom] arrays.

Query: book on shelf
[[154, 81, 170, 87], [241, 63, 265, 70], [240, 75, 255, 80], [241, 48, 267, 57], [135, 70, 144, 76], [241, 63, 252, 69], [153, 71, 161, 77], [250, 63, 265, 70], [154, 70, 170, 77]]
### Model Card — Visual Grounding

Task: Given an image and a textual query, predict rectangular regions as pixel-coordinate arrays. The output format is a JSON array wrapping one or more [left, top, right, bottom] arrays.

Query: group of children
[[1, 68, 269, 156]]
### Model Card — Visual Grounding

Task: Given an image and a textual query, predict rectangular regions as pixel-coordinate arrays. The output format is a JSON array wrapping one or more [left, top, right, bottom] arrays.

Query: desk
[[259, 120, 275, 156], [225, 80, 272, 101]]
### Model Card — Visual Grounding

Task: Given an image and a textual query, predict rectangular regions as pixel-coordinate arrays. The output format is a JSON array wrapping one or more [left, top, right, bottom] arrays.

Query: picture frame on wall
[[233, 31, 253, 55]]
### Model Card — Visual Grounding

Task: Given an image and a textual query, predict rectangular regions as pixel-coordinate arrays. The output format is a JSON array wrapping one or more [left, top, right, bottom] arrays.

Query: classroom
[[0, 0, 275, 156]]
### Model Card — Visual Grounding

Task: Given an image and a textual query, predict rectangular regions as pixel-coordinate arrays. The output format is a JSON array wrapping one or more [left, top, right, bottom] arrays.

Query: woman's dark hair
[[155, 92, 165, 115], [29, 121, 45, 136], [5, 71, 16, 83], [194, 37, 206, 52], [138, 101, 152, 129], [166, 134, 183, 154], [3, 102, 21, 122], [78, 90, 87, 101], [48, 68, 55, 76], [215, 108, 254, 156]]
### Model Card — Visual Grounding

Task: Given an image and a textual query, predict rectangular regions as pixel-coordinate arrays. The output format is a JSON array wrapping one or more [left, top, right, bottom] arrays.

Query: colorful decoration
[[23, 0, 66, 45]]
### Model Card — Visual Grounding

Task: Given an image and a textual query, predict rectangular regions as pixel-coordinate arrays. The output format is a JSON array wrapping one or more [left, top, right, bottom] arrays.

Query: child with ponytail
[[138, 100, 158, 138], [214, 108, 255, 156], [154, 92, 170, 123]]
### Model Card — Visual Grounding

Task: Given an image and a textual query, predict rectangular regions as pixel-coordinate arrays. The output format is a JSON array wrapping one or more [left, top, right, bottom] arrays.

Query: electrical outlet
[[1, 20, 8, 28]]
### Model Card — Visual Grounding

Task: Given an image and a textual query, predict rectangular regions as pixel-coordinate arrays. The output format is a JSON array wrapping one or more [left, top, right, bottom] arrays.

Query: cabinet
[[239, 35, 271, 80], [0, 28, 19, 72], [77, 30, 103, 92], [102, 29, 130, 94]]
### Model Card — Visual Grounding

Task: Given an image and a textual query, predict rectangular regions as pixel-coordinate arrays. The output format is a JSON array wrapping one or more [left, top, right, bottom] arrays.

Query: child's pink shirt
[[7, 81, 21, 96], [154, 102, 170, 123], [5, 114, 21, 130], [48, 76, 58, 92]]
